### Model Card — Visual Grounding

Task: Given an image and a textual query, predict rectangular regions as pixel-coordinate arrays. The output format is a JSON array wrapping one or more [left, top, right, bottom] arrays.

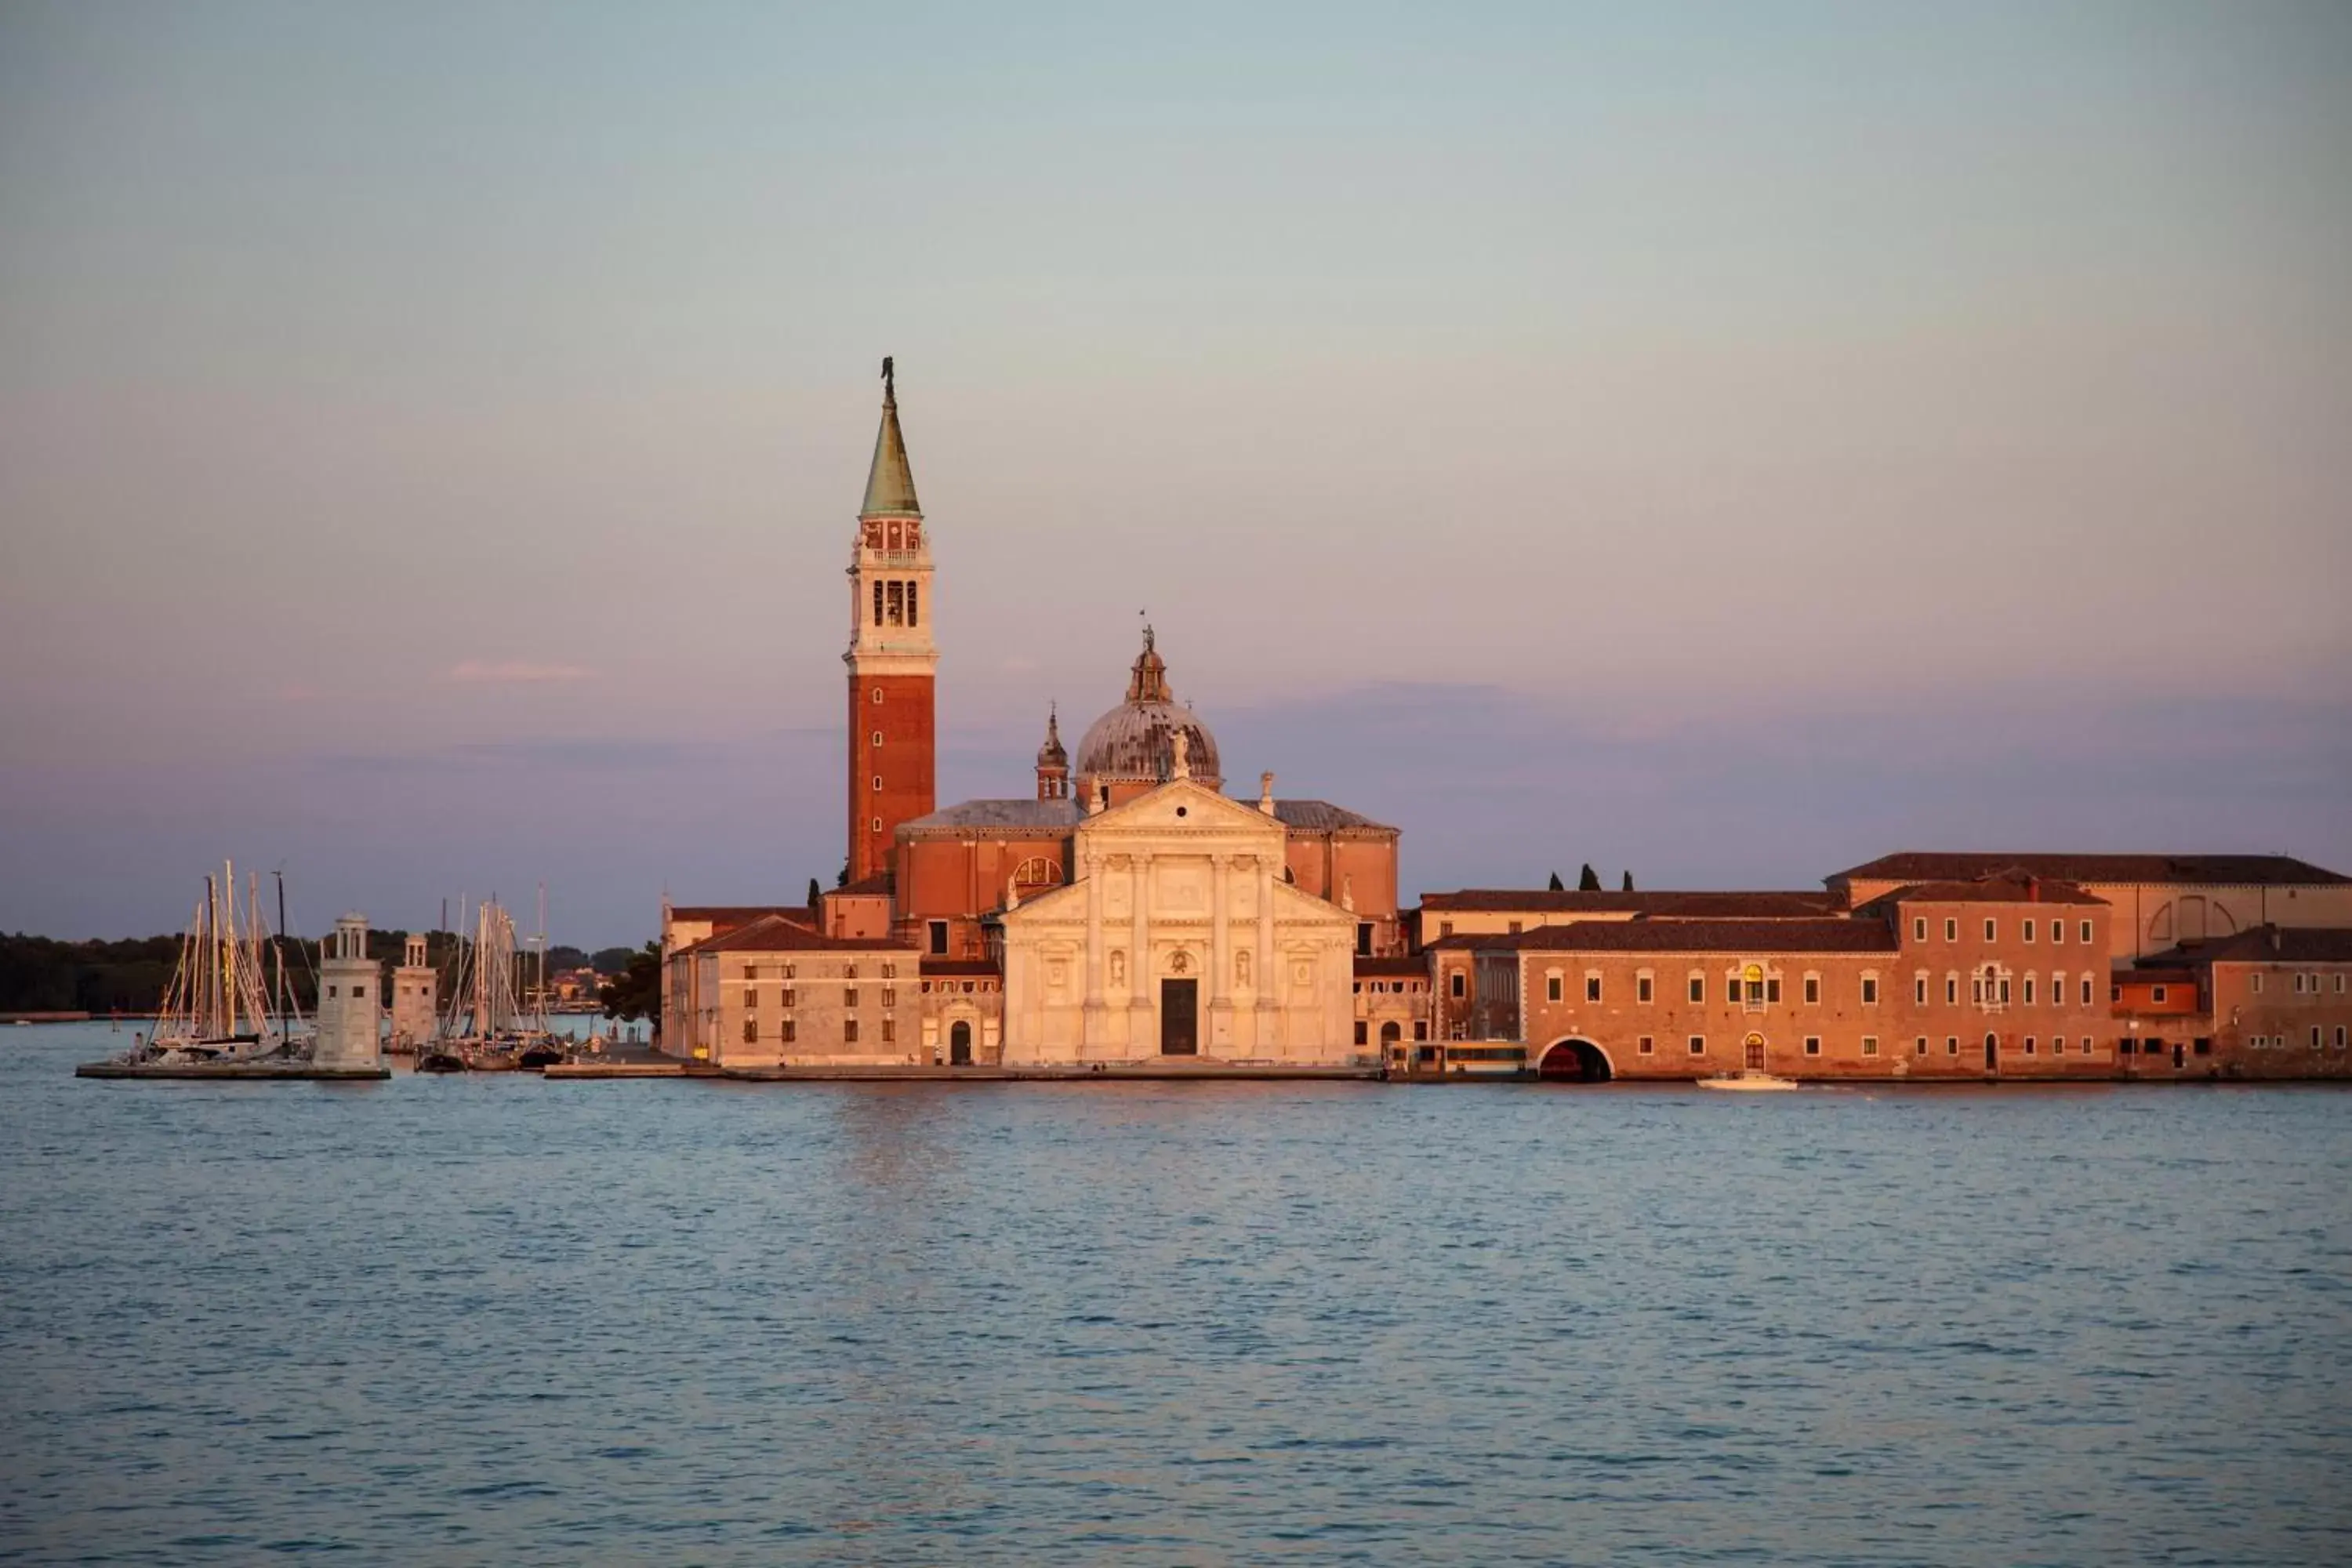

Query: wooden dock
[[75, 1062, 392, 1081]]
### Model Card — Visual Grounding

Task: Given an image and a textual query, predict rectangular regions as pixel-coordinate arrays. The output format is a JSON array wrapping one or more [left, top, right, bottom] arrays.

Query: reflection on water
[[2, 1024, 2348, 1566]]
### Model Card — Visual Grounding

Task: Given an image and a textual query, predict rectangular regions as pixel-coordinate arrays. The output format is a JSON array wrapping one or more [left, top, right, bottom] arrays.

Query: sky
[[2, 2, 2348, 947]]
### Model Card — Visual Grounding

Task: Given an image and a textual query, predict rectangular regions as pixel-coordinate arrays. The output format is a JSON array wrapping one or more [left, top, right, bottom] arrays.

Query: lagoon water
[[2, 1022, 2347, 1565]]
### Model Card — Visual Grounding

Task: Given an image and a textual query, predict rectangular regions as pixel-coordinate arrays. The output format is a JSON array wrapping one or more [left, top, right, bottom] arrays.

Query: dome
[[1074, 628, 1221, 790]]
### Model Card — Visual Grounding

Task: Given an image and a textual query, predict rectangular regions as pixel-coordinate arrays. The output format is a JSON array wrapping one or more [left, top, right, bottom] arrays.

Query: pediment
[[1080, 778, 1286, 844]]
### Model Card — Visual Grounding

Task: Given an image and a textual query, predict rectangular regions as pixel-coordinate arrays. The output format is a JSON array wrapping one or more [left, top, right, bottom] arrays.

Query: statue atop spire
[[861, 355, 920, 517]]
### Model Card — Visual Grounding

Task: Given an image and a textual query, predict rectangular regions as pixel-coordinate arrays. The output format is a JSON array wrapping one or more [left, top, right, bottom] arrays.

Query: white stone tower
[[314, 914, 382, 1069], [390, 933, 437, 1052]]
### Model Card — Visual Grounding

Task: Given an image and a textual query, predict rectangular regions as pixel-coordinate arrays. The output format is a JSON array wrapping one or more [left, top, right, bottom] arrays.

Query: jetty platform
[[546, 1059, 1381, 1083], [75, 1062, 392, 1081]]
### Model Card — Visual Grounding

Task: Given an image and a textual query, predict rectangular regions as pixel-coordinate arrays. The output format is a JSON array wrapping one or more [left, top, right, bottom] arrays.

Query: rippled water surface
[[3, 1022, 2349, 1565]]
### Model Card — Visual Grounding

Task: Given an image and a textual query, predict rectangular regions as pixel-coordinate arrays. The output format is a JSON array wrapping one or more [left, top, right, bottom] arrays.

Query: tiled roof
[[901, 798, 1086, 833], [667, 904, 812, 926], [1272, 800, 1396, 833], [1856, 874, 2107, 909], [834, 872, 894, 897], [1483, 919, 1900, 956], [1417, 889, 1838, 916], [681, 914, 916, 956], [1353, 956, 1427, 977], [2142, 927, 2352, 967], [1832, 852, 2350, 887]]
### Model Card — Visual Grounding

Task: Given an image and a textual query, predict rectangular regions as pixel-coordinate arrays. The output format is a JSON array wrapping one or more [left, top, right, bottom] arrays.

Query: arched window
[[1012, 855, 1063, 890]]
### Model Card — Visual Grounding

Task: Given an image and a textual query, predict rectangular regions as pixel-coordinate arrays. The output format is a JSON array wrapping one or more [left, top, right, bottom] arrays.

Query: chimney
[[1259, 771, 1276, 815], [2027, 877, 2042, 902]]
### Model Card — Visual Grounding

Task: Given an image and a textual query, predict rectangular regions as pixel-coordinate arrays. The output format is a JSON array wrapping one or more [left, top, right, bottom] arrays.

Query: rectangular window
[[872, 580, 884, 626], [782, 988, 795, 1007], [1439, 920, 1454, 938], [1946, 1036, 1958, 1055], [1585, 975, 1602, 1003], [2336, 975, 2346, 994], [2151, 985, 2167, 1004], [1357, 924, 1374, 957], [2023, 920, 2035, 943], [1915, 976, 1928, 1005], [844, 988, 858, 1008], [2193, 1037, 2211, 1056], [1548, 975, 1563, 1003], [1639, 1035, 1654, 1055], [1354, 1021, 1369, 1046], [880, 1017, 896, 1044], [882, 962, 895, 979], [1766, 977, 1782, 1004], [327, 985, 337, 999], [1688, 1035, 1706, 1055], [1638, 975, 1653, 1004], [1862, 1036, 1879, 1057], [881, 988, 895, 1007], [2314, 1027, 2325, 1050], [2251, 973, 2263, 993], [2023, 977, 2035, 1006], [1804, 975, 1820, 1005], [742, 1018, 757, 1044], [886, 580, 904, 624], [1451, 972, 1466, 999], [844, 1018, 859, 1044], [782, 1018, 796, 1044], [2024, 1036, 2036, 1054], [2079, 920, 2093, 944], [1984, 918, 1998, 941], [1414, 1021, 1428, 1041], [906, 582, 918, 627], [2336, 1025, 2347, 1048], [1508, 920, 1522, 935], [2293, 973, 2305, 994], [1914, 916, 1927, 942], [1914, 1036, 1928, 1056], [2051, 921, 2064, 946], [1861, 976, 1878, 1005], [1689, 975, 1705, 1004], [929, 920, 949, 956], [1947, 975, 1958, 1005], [1804, 1036, 1821, 1056], [1998, 977, 2011, 1005], [351, 984, 365, 1000], [2082, 978, 2092, 1007], [1945, 918, 1958, 942], [745, 989, 759, 1011]]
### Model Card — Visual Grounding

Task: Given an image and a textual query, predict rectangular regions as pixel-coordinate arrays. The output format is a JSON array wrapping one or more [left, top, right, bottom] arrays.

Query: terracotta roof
[[2118, 967, 2199, 986], [920, 958, 1002, 977], [1856, 874, 2107, 909], [1417, 889, 1837, 916], [1272, 800, 1396, 833], [667, 905, 813, 927], [901, 798, 1086, 833], [1353, 956, 1427, 977], [2142, 927, 2352, 967], [681, 914, 916, 956], [833, 871, 894, 898], [1483, 919, 1899, 956], [1832, 852, 2349, 887]]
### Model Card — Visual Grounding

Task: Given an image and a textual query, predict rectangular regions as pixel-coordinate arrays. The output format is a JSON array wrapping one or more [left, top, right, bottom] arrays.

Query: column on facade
[[1083, 851, 1105, 1014], [1256, 852, 1276, 1021], [1129, 853, 1151, 1016], [1210, 854, 1231, 1032]]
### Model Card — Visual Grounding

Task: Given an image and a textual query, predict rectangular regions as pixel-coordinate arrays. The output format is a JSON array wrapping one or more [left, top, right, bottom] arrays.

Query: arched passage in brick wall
[[1537, 1038, 1613, 1083]]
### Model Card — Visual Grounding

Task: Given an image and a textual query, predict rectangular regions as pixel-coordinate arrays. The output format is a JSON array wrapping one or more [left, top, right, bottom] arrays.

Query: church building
[[660, 364, 1397, 1069]]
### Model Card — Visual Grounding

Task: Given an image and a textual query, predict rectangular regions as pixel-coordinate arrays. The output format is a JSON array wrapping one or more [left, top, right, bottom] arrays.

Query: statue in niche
[[1109, 949, 1126, 986], [1235, 949, 1250, 987]]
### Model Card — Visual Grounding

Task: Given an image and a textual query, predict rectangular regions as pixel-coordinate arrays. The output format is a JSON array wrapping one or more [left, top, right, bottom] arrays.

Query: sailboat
[[418, 898, 562, 1073], [118, 862, 305, 1065]]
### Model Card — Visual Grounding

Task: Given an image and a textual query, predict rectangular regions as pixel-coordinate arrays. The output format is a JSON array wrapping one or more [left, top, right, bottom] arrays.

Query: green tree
[[1547, 871, 1565, 892], [590, 946, 635, 976], [807, 877, 822, 913], [1621, 870, 1635, 892], [1578, 863, 1602, 892], [597, 940, 663, 1022]]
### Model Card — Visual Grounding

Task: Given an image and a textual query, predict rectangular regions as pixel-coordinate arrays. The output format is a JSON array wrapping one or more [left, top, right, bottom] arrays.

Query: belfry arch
[[1537, 1037, 1613, 1083]]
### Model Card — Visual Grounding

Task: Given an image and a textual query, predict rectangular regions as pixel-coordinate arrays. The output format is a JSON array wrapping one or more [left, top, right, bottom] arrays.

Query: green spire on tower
[[861, 355, 922, 517]]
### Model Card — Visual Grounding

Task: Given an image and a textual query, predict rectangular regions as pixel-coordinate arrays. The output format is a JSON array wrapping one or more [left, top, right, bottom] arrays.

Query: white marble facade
[[998, 779, 1363, 1065]]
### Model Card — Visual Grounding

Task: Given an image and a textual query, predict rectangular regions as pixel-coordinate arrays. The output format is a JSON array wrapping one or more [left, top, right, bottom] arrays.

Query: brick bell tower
[[844, 357, 937, 884]]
